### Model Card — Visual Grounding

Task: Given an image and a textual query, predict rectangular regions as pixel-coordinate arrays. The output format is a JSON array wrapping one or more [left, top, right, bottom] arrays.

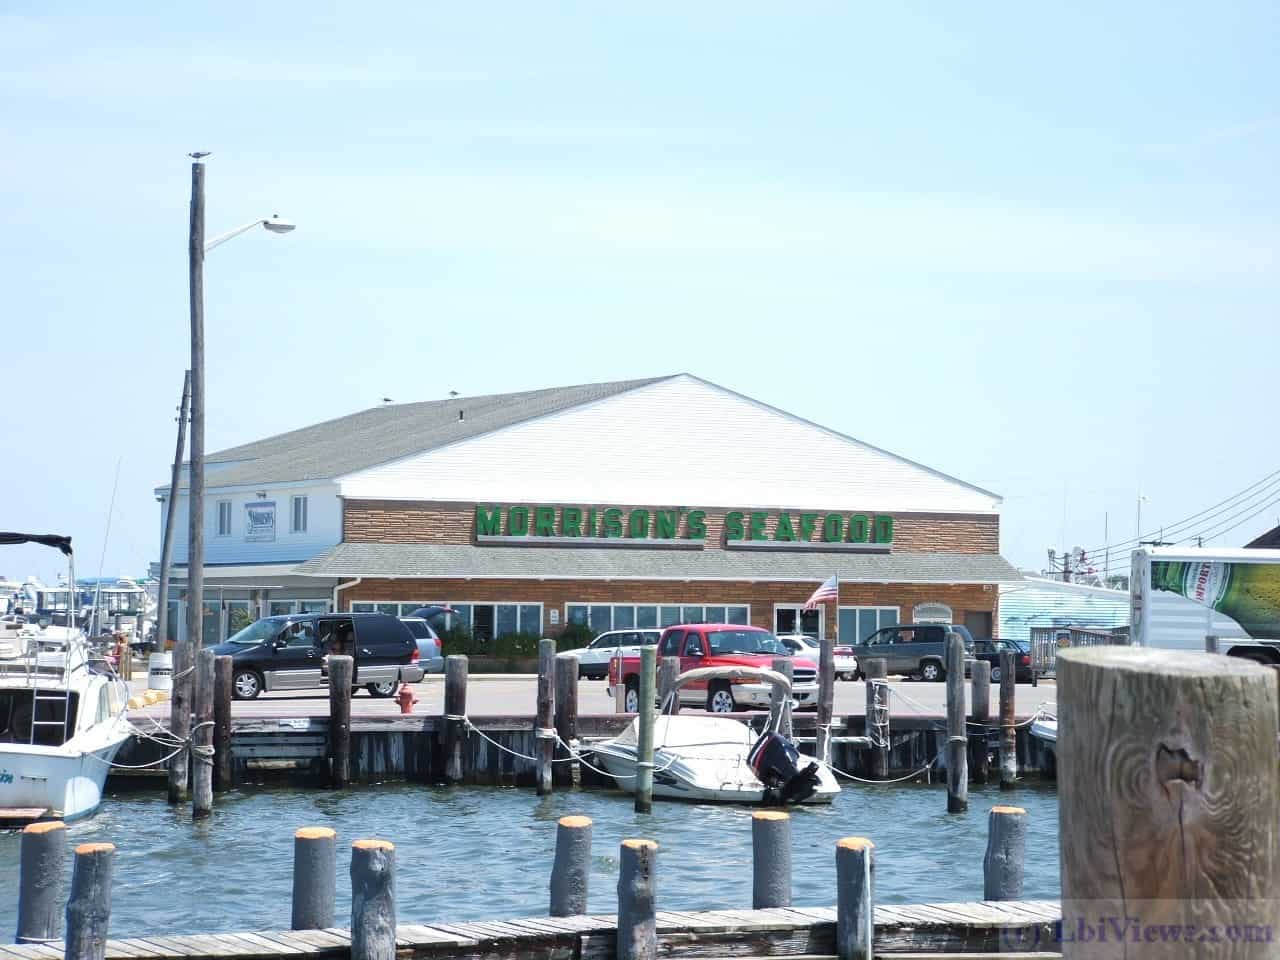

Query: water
[[0, 781, 1059, 940]]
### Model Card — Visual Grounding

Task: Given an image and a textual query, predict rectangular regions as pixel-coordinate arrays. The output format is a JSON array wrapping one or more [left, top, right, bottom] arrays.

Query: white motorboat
[[1029, 712, 1057, 747], [0, 532, 132, 826], [589, 665, 841, 805]]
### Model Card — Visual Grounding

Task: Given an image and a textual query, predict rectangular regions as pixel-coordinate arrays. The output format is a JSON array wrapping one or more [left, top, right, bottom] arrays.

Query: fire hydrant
[[395, 682, 418, 714]]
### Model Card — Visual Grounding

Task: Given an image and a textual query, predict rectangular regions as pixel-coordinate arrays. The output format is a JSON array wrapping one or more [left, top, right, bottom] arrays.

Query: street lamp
[[168, 153, 295, 807]]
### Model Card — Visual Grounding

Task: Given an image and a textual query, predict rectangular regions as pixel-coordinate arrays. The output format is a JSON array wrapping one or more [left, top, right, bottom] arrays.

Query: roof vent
[[458, 409, 464, 422]]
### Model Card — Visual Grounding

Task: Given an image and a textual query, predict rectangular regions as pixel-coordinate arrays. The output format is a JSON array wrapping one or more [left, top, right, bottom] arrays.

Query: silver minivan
[[575, 629, 661, 679]]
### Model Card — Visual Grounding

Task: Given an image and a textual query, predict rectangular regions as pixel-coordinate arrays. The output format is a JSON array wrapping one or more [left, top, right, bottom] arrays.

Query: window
[[217, 501, 232, 537], [291, 496, 308, 533], [661, 631, 684, 657], [568, 603, 750, 634], [838, 606, 900, 643]]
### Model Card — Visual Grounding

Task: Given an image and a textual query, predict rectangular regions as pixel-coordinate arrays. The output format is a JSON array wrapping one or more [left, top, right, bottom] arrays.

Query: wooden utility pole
[[154, 371, 189, 654], [1057, 647, 1279, 959], [169, 157, 205, 803]]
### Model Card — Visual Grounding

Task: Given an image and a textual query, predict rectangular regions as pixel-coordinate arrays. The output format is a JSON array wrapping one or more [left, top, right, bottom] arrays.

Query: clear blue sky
[[3, 2, 1277, 583]]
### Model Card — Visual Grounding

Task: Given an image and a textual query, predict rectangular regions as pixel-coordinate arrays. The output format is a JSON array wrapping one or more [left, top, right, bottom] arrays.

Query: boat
[[588, 665, 841, 804], [0, 532, 132, 827], [1029, 711, 1057, 747]]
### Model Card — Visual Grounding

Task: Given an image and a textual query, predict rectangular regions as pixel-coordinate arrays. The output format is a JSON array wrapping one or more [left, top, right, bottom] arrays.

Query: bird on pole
[[188, 151, 211, 161]]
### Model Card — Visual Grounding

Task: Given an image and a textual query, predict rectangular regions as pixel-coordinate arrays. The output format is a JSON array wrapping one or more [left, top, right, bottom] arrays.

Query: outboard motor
[[747, 731, 821, 805]]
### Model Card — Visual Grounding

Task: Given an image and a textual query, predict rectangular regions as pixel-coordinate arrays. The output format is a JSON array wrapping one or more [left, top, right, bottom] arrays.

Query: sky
[[2, 2, 1277, 584]]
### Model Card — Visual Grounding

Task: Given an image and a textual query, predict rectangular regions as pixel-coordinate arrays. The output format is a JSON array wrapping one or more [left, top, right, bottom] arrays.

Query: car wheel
[[920, 660, 944, 683], [367, 680, 398, 698], [233, 669, 263, 700], [624, 679, 640, 713], [706, 682, 737, 713], [990, 665, 1002, 683]]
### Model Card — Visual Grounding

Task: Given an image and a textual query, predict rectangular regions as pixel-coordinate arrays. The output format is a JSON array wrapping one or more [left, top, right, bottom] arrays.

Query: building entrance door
[[964, 611, 993, 640], [774, 605, 823, 639]]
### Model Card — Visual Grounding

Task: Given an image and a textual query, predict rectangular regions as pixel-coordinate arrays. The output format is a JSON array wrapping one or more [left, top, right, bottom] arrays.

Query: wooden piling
[[291, 827, 336, 930], [64, 842, 114, 960], [17, 820, 66, 944], [328, 655, 353, 788], [658, 655, 680, 715], [982, 805, 1026, 900], [213, 654, 233, 791], [998, 649, 1016, 789], [553, 653, 580, 787], [443, 655, 468, 783], [536, 638, 555, 796], [614, 650, 627, 714], [944, 633, 967, 813], [835, 837, 874, 960], [863, 658, 888, 779], [1058, 647, 1279, 959], [634, 646, 657, 814], [617, 839, 658, 960], [816, 637, 835, 763], [350, 840, 396, 960], [769, 656, 793, 737], [969, 659, 991, 785], [751, 810, 791, 908], [192, 648, 215, 817], [1204, 634, 1219, 653], [549, 815, 592, 917]]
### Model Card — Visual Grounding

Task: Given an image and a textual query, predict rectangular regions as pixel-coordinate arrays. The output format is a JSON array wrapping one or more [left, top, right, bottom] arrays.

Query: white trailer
[[1130, 546, 1280, 664]]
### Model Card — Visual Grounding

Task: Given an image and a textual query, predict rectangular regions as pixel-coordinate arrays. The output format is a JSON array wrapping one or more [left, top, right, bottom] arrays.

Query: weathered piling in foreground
[[982, 805, 1026, 900], [835, 837, 874, 960], [1057, 648, 1280, 959], [553, 653, 579, 787], [998, 649, 1016, 789], [969, 659, 990, 784], [350, 840, 396, 960], [816, 637, 835, 763], [863, 658, 888, 779], [291, 827, 336, 930], [944, 634, 967, 812], [17, 820, 66, 944], [213, 654, 233, 791], [634, 646, 657, 813], [658, 656, 680, 715], [769, 657, 793, 737], [751, 811, 791, 908], [192, 648, 215, 817], [328, 655, 354, 788], [64, 843, 114, 960], [536, 639, 556, 796], [617, 839, 658, 960], [549, 815, 592, 917], [443, 655, 468, 783]]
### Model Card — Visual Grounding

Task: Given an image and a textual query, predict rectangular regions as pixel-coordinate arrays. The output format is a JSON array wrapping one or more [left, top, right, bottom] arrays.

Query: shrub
[[556, 622, 595, 652], [492, 631, 541, 658]]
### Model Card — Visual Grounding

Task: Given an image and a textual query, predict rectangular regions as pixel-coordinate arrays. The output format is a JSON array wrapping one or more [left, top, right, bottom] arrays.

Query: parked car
[[775, 633, 858, 680], [607, 623, 818, 713], [575, 629, 661, 679], [399, 617, 445, 674], [213, 612, 424, 700], [845, 623, 975, 682], [971, 638, 1032, 683]]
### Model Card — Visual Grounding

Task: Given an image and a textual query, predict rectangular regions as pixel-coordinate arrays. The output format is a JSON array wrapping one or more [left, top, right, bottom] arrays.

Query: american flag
[[802, 573, 838, 611]]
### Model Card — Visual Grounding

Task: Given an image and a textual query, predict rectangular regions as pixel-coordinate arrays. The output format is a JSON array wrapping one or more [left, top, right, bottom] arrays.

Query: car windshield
[[706, 629, 786, 655], [226, 618, 284, 645]]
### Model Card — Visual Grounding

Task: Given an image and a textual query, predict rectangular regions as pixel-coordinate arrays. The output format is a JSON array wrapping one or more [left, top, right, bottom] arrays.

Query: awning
[[294, 542, 1023, 585]]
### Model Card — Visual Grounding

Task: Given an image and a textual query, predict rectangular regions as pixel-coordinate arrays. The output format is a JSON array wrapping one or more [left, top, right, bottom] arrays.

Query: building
[[997, 577, 1129, 646], [155, 374, 1021, 645]]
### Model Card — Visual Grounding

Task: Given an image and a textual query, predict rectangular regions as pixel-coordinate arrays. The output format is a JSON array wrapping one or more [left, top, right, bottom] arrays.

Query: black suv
[[846, 623, 975, 681], [212, 613, 424, 700]]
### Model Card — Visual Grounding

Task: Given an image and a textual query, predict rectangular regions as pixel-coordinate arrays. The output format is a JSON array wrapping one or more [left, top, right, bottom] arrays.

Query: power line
[[1175, 490, 1280, 545]]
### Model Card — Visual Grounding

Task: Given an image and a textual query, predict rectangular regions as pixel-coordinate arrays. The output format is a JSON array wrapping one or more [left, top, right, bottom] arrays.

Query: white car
[[574, 629, 661, 679], [776, 634, 859, 680], [399, 617, 445, 674]]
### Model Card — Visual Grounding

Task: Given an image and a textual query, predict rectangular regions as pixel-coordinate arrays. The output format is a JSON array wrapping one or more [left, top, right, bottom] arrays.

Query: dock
[[0, 901, 1063, 959]]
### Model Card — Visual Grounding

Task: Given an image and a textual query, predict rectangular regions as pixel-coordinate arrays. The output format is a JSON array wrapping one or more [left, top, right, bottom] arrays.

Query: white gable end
[[337, 376, 1000, 513]]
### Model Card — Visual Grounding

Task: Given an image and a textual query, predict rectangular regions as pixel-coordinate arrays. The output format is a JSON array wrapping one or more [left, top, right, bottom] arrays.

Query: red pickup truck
[[607, 623, 819, 713]]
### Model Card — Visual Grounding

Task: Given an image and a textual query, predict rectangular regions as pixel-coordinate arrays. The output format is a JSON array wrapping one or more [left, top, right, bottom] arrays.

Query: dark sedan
[[972, 639, 1032, 683]]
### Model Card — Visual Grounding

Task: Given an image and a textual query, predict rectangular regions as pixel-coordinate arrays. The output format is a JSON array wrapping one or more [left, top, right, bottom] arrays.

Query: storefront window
[[271, 600, 296, 616], [375, 603, 398, 616], [839, 606, 900, 642], [704, 606, 726, 624], [496, 604, 518, 637], [681, 605, 703, 624], [637, 606, 658, 628], [519, 605, 542, 635], [589, 605, 612, 633], [660, 606, 681, 627], [728, 606, 749, 625], [300, 600, 328, 614], [613, 607, 635, 629], [566, 605, 588, 626], [201, 602, 219, 646], [227, 601, 253, 636]]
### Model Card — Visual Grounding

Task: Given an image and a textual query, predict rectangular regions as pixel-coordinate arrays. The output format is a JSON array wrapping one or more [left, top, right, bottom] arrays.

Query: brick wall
[[343, 500, 998, 553], [340, 577, 997, 637]]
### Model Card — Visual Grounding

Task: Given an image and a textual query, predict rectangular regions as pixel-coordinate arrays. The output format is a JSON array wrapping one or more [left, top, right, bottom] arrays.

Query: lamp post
[[168, 153, 295, 804]]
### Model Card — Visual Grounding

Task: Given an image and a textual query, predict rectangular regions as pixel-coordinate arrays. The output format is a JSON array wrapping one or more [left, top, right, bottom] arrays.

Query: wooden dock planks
[[0, 901, 1062, 960]]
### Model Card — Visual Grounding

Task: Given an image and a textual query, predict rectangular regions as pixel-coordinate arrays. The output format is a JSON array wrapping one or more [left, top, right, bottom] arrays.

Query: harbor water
[[0, 780, 1059, 940]]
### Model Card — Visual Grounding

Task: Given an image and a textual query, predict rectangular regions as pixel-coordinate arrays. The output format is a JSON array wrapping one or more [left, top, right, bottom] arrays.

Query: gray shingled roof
[[170, 376, 673, 490], [294, 543, 1023, 584]]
